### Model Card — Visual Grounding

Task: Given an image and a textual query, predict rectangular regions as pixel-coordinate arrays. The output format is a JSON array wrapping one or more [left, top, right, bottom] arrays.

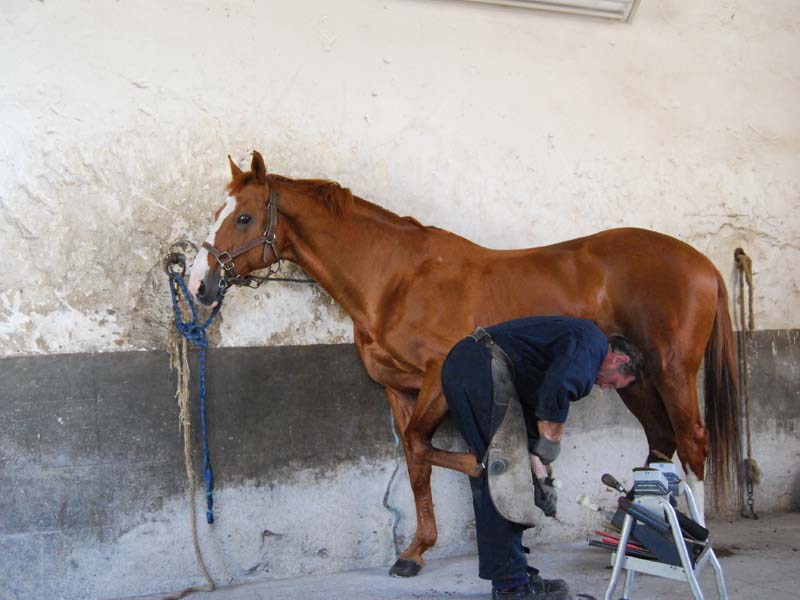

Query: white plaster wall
[[1, 0, 798, 355]]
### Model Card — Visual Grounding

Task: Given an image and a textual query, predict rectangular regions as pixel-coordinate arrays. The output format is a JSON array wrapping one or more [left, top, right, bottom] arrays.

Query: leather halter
[[202, 187, 281, 288]]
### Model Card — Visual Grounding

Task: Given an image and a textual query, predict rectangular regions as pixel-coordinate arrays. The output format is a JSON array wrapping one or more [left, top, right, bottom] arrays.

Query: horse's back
[[468, 228, 720, 350], [529, 227, 711, 266], [542, 228, 720, 362], [501, 227, 719, 294], [379, 226, 720, 372]]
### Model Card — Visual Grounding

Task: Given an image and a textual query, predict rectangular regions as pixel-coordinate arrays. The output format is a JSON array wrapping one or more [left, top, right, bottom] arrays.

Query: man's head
[[596, 334, 643, 390]]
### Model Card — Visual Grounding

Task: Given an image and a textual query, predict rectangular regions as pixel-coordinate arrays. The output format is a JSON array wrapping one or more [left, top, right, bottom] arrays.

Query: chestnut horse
[[188, 151, 740, 577]]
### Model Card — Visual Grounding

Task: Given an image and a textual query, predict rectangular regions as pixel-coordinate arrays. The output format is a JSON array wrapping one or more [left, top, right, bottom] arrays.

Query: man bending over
[[442, 316, 642, 600]]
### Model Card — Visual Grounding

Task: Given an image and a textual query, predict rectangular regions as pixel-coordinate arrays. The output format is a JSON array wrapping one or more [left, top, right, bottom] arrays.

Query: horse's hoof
[[389, 558, 423, 577]]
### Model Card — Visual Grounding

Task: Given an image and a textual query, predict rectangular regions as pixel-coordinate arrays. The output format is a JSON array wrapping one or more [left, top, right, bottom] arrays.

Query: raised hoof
[[389, 558, 423, 577]]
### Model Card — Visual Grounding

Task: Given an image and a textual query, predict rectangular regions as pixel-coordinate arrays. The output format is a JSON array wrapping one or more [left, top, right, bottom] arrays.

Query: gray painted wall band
[[1, 330, 797, 599]]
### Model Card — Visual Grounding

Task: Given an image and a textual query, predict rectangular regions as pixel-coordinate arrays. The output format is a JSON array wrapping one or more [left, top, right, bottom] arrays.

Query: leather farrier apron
[[470, 327, 537, 526]]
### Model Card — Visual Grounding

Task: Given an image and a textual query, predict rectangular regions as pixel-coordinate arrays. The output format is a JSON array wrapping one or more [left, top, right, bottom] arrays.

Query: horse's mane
[[230, 172, 422, 227], [273, 176, 353, 217]]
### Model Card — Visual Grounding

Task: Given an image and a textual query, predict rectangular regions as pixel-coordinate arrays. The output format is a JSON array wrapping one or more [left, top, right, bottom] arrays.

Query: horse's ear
[[251, 150, 268, 185], [228, 155, 243, 179]]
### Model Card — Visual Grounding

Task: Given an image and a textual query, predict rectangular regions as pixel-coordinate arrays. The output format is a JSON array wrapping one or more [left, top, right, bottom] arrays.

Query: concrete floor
[[127, 512, 799, 600]]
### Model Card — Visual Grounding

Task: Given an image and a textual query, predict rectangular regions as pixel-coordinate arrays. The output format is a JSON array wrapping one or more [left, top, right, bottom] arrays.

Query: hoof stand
[[389, 558, 423, 577]]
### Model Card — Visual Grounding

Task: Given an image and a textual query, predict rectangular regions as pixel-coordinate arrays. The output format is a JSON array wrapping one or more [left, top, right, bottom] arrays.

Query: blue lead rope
[[168, 271, 225, 524]]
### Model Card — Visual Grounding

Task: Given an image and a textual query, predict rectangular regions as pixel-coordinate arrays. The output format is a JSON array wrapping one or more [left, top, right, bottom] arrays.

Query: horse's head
[[188, 151, 279, 305]]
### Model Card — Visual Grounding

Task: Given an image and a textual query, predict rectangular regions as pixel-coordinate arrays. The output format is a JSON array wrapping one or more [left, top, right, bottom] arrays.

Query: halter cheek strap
[[202, 187, 281, 287]]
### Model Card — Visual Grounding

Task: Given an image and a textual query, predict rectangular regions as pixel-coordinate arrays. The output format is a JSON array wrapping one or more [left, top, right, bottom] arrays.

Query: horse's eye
[[237, 214, 252, 225]]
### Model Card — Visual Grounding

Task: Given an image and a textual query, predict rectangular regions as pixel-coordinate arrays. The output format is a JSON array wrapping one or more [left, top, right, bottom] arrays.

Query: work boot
[[492, 576, 573, 600], [491, 584, 572, 600], [527, 566, 570, 594]]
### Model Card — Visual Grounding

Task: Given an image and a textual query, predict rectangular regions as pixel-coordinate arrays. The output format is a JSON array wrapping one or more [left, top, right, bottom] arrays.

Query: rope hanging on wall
[[164, 247, 219, 593], [169, 326, 215, 592], [168, 270, 222, 526], [734, 247, 760, 520], [382, 409, 404, 559]]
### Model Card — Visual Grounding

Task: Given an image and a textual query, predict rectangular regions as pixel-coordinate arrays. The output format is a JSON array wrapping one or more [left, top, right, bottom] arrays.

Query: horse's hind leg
[[617, 374, 677, 465], [619, 370, 709, 516], [654, 370, 709, 519]]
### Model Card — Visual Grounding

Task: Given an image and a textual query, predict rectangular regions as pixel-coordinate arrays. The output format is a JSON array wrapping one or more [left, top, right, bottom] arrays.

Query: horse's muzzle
[[194, 273, 224, 306]]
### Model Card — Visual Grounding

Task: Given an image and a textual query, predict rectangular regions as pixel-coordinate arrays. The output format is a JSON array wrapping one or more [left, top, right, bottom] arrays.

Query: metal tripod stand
[[603, 468, 728, 600]]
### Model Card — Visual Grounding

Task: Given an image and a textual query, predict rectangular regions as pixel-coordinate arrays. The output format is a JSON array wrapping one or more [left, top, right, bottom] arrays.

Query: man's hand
[[533, 421, 564, 465], [538, 420, 564, 441], [529, 453, 548, 480], [531, 436, 560, 465], [533, 476, 558, 517]]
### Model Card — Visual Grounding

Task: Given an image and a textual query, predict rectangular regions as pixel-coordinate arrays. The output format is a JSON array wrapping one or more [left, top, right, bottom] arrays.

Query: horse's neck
[[280, 185, 425, 333]]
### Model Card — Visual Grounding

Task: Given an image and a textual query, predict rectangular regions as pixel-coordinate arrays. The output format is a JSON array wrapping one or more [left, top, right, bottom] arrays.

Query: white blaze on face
[[188, 195, 237, 298]]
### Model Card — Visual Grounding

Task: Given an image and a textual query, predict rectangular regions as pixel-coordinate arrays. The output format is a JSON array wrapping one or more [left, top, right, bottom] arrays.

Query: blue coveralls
[[441, 316, 608, 584]]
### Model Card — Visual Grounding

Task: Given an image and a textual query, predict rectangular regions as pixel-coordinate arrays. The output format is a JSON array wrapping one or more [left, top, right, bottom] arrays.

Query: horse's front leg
[[406, 362, 483, 478], [385, 363, 481, 578], [384, 385, 434, 577]]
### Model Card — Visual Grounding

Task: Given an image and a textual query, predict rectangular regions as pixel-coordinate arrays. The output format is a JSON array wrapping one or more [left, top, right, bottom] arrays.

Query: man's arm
[[534, 330, 601, 423], [528, 336, 577, 465], [531, 329, 603, 464]]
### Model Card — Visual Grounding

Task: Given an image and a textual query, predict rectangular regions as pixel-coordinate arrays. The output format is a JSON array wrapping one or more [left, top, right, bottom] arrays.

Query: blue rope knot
[[168, 271, 225, 524]]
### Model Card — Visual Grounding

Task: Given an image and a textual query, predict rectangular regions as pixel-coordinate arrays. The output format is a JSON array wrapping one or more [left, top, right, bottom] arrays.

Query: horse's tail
[[703, 268, 742, 508]]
